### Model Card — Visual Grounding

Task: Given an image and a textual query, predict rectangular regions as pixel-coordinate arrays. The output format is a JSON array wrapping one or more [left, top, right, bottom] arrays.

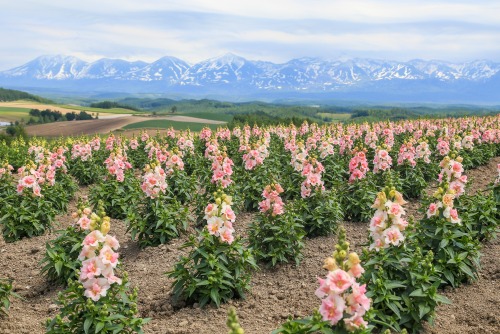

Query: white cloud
[[0, 0, 499, 69]]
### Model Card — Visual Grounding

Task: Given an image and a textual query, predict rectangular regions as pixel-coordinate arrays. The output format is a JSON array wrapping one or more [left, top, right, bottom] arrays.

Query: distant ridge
[[0, 54, 499, 103], [0, 87, 53, 103]]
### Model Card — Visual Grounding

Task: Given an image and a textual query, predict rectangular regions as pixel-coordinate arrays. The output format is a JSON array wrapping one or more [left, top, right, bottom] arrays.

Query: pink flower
[[83, 278, 110, 301], [104, 235, 120, 250], [344, 314, 369, 331], [327, 269, 353, 294], [426, 202, 441, 218], [259, 199, 271, 213], [272, 203, 284, 216], [102, 266, 122, 285], [382, 226, 404, 246], [369, 210, 387, 233], [78, 217, 91, 230], [223, 206, 236, 221], [80, 257, 104, 281], [449, 208, 461, 224], [348, 264, 365, 278], [204, 203, 218, 218], [83, 230, 105, 248], [319, 294, 346, 325], [99, 246, 119, 268], [347, 283, 371, 312], [78, 245, 96, 261], [206, 217, 223, 236], [315, 277, 331, 299], [388, 203, 405, 217], [219, 227, 234, 244]]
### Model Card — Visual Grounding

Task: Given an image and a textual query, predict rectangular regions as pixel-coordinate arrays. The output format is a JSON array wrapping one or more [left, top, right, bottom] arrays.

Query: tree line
[[0, 87, 53, 103], [27, 109, 94, 124]]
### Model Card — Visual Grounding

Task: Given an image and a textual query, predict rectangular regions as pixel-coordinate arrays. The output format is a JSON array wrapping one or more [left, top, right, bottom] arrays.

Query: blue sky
[[1, 0, 499, 70]]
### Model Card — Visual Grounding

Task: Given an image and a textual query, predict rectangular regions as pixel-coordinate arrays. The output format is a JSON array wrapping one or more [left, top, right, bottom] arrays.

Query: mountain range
[[0, 54, 499, 103]]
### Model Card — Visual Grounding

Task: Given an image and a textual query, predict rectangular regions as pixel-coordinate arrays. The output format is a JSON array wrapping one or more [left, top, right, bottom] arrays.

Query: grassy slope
[[0, 107, 32, 122], [174, 112, 233, 122], [123, 119, 220, 131], [58, 104, 138, 114]]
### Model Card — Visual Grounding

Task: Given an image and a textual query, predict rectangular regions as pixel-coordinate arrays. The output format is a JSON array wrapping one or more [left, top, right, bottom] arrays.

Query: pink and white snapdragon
[[348, 149, 369, 183], [211, 153, 234, 188], [16, 162, 44, 197], [140, 164, 168, 199], [436, 138, 450, 156], [259, 183, 285, 216], [104, 149, 132, 182], [369, 188, 408, 251], [397, 142, 417, 167], [241, 141, 269, 170], [427, 155, 467, 224], [415, 141, 432, 164], [78, 209, 121, 302], [203, 191, 236, 244], [164, 151, 185, 174], [373, 147, 393, 174], [301, 158, 325, 198], [290, 143, 308, 172], [0, 162, 14, 178], [71, 143, 93, 161], [316, 229, 371, 330]]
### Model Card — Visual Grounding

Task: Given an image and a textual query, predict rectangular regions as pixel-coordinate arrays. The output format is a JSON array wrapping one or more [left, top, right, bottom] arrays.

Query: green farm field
[[317, 112, 352, 122]]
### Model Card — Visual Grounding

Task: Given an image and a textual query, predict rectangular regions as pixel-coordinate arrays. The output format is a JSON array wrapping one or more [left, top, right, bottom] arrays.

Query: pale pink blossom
[[83, 278, 110, 301], [319, 294, 346, 325], [327, 269, 353, 294]]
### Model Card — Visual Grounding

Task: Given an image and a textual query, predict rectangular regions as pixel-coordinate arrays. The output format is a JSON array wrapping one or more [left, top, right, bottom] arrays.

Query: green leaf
[[84, 317, 92, 334], [95, 322, 104, 333], [385, 281, 406, 290], [55, 261, 63, 276], [418, 304, 431, 319], [435, 294, 452, 304], [458, 262, 476, 279], [409, 289, 426, 297]]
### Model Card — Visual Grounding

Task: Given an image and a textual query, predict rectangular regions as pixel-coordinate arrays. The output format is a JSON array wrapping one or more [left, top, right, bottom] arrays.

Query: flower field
[[0, 116, 499, 333]]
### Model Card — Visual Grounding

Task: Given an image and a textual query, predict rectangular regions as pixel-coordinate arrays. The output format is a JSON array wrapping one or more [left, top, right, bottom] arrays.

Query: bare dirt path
[[0, 158, 498, 334]]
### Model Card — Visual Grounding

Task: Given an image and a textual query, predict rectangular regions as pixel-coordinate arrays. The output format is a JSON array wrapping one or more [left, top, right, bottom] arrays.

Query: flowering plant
[[368, 187, 408, 251], [167, 189, 257, 307], [418, 154, 480, 287], [248, 183, 305, 266], [127, 162, 189, 248], [90, 149, 140, 219], [274, 228, 371, 334], [46, 204, 148, 333], [316, 228, 371, 331], [69, 141, 104, 185], [0, 162, 57, 242]]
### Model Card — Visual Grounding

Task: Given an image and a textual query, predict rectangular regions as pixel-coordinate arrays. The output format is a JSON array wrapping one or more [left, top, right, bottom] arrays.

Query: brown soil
[[24, 117, 151, 137], [0, 158, 499, 334]]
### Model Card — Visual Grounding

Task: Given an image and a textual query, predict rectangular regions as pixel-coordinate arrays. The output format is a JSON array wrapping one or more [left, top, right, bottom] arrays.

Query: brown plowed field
[[25, 117, 150, 137]]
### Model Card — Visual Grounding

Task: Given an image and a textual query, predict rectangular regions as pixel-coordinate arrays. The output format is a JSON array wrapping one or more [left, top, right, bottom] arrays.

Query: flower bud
[[101, 220, 110, 235], [323, 257, 337, 271], [348, 252, 361, 265]]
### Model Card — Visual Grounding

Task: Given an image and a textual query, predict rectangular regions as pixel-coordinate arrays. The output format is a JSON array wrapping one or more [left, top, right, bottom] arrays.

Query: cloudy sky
[[1, 0, 499, 70]]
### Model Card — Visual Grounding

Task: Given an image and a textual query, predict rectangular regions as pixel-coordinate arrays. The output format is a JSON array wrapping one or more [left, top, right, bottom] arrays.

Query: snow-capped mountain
[[124, 56, 189, 83], [0, 54, 499, 103]]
